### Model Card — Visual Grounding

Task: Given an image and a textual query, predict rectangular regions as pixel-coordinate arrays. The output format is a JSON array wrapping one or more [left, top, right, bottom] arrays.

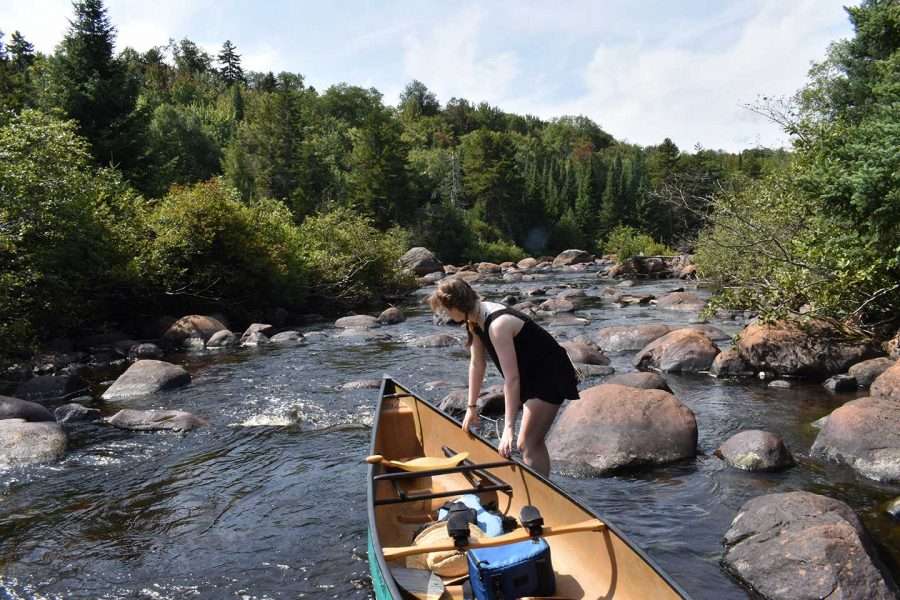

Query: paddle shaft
[[382, 518, 606, 560]]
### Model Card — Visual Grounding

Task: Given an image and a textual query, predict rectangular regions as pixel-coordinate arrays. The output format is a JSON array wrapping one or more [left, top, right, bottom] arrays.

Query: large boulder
[[0, 395, 55, 422], [593, 324, 672, 352], [241, 331, 269, 347], [548, 384, 697, 475], [206, 330, 238, 348], [559, 341, 609, 365], [683, 324, 729, 341], [735, 319, 877, 378], [15, 373, 88, 402], [870, 361, 900, 401], [552, 249, 592, 267], [335, 315, 379, 329], [400, 247, 443, 276], [634, 329, 720, 373], [710, 348, 754, 377], [476, 262, 501, 274], [107, 409, 207, 432], [0, 419, 67, 466], [101, 360, 191, 401], [376, 307, 406, 325], [162, 315, 227, 349], [538, 298, 575, 313], [715, 430, 794, 471], [241, 323, 274, 343], [849, 357, 895, 389], [602, 372, 671, 392], [810, 396, 900, 483], [517, 257, 538, 270], [722, 492, 898, 600], [654, 291, 706, 312]]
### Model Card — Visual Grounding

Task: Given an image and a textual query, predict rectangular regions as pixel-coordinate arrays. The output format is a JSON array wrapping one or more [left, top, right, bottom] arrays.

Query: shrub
[[476, 240, 527, 264], [603, 225, 674, 260]]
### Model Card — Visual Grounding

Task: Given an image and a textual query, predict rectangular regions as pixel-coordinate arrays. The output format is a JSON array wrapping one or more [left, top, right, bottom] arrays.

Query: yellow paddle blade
[[387, 452, 469, 472]]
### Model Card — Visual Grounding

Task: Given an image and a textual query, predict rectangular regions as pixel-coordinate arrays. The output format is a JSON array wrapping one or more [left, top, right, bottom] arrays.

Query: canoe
[[367, 377, 692, 600]]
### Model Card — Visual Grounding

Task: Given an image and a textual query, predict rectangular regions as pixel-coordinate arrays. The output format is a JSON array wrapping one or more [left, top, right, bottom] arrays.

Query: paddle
[[382, 518, 607, 560], [366, 452, 469, 472]]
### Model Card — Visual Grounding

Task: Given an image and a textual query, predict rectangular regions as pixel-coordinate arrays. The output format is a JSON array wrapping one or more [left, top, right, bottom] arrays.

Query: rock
[[477, 385, 505, 416], [870, 361, 900, 401], [634, 329, 720, 373], [420, 271, 445, 284], [525, 288, 547, 297], [206, 330, 238, 348], [128, 343, 164, 361], [722, 491, 897, 600], [517, 258, 538, 269], [888, 497, 900, 521], [107, 409, 207, 432], [476, 262, 501, 274], [101, 360, 191, 401], [54, 403, 102, 423], [502, 272, 523, 283], [575, 364, 615, 378], [500, 262, 515, 269], [376, 307, 406, 325], [500, 295, 518, 306], [270, 331, 303, 344], [848, 357, 895, 389], [811, 396, 900, 482], [710, 348, 754, 377], [560, 341, 609, 365], [557, 288, 587, 300], [552, 249, 593, 267], [548, 384, 697, 475], [162, 315, 227, 348], [545, 314, 591, 327], [715, 430, 794, 471], [423, 380, 453, 391], [654, 291, 706, 312], [400, 247, 444, 276], [602, 372, 671, 392], [811, 415, 829, 430], [15, 373, 88, 402], [607, 260, 637, 278], [735, 318, 877, 378], [338, 380, 382, 391], [241, 331, 269, 347], [612, 294, 655, 307], [683, 324, 729, 341], [593, 324, 672, 352], [0, 420, 67, 466], [538, 298, 575, 313], [334, 315, 379, 329], [410, 334, 463, 348], [241, 323, 274, 343], [824, 374, 858, 393], [884, 329, 900, 359], [768, 379, 793, 389], [450, 271, 481, 284], [0, 395, 55, 422], [438, 389, 468, 414], [678, 264, 698, 279]]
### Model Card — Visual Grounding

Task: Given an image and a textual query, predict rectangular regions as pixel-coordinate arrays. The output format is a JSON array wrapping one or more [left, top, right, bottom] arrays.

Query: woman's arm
[[462, 334, 487, 431], [489, 316, 521, 457]]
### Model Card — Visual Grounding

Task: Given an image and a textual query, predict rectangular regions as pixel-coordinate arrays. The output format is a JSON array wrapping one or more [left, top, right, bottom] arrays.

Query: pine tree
[[218, 40, 244, 85], [599, 154, 624, 238], [8, 31, 35, 72]]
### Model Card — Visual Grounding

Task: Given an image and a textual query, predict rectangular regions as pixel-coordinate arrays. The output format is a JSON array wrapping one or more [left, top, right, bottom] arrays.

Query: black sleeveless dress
[[473, 306, 580, 406]]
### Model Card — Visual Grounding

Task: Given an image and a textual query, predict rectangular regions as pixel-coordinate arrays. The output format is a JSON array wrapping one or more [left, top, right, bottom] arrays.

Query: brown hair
[[428, 277, 480, 347]]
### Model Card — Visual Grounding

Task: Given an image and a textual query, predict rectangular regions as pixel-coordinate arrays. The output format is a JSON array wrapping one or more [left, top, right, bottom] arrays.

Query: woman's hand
[[498, 426, 514, 458], [461, 407, 480, 432]]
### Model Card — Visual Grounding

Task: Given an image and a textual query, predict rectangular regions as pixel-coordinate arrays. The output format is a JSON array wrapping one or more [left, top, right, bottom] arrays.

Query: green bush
[[603, 225, 674, 260], [476, 240, 527, 264], [297, 207, 414, 307]]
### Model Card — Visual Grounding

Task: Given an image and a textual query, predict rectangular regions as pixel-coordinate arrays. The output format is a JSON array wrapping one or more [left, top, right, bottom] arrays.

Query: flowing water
[[0, 268, 898, 599]]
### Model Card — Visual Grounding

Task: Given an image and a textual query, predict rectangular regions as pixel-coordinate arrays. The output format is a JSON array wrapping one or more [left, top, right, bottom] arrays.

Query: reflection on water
[[0, 271, 897, 599]]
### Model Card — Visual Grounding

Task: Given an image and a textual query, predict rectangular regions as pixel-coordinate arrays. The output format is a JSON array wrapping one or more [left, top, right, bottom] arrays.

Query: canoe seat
[[382, 452, 470, 472]]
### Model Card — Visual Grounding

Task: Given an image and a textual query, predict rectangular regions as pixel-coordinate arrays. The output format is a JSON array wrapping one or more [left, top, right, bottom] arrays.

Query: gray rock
[[870, 361, 900, 401], [376, 307, 405, 325], [848, 357, 895, 388], [654, 291, 706, 312], [162, 315, 227, 348], [101, 360, 191, 401], [15, 373, 88, 402], [107, 409, 207, 432], [715, 430, 794, 471], [0, 395, 55, 422], [334, 315, 379, 329], [768, 379, 794, 389], [602, 372, 670, 391], [538, 298, 575, 313], [241, 323, 274, 343], [500, 295, 518, 306], [683, 324, 729, 341], [419, 271, 445, 284], [206, 330, 238, 348], [824, 374, 858, 393], [722, 492, 897, 600], [710, 348, 754, 378], [575, 364, 615, 378], [270, 331, 303, 344], [400, 247, 443, 276], [409, 334, 462, 348], [128, 343, 164, 361], [338, 379, 382, 391], [634, 329, 720, 373], [560, 341, 609, 365], [548, 384, 697, 475], [0, 419, 67, 466], [552, 249, 592, 267], [54, 403, 102, 423], [811, 396, 900, 483], [593, 324, 672, 352], [240, 331, 269, 347]]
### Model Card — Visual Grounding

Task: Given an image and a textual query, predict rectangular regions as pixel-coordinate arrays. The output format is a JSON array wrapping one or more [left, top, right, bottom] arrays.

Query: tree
[[8, 31, 35, 72], [218, 40, 244, 85], [399, 79, 440, 119]]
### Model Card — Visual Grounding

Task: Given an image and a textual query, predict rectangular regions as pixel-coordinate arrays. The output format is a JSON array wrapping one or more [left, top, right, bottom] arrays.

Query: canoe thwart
[[382, 518, 607, 560], [372, 459, 516, 481], [366, 452, 470, 472], [374, 482, 511, 506]]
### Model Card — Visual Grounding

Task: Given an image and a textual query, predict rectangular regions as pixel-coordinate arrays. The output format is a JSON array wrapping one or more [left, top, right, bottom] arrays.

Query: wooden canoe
[[366, 377, 692, 600]]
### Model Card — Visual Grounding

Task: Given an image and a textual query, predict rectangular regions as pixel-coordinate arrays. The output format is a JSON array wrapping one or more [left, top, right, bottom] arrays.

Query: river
[[0, 267, 897, 599]]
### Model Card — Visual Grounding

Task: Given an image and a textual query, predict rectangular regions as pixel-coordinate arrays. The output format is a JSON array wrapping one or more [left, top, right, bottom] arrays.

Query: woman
[[428, 277, 579, 477]]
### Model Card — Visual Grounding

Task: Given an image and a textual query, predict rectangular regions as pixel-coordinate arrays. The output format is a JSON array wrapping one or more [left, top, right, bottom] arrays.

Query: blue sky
[[2, 0, 855, 151]]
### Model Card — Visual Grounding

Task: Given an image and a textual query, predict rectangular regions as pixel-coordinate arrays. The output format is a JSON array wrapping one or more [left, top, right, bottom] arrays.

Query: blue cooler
[[466, 538, 555, 600]]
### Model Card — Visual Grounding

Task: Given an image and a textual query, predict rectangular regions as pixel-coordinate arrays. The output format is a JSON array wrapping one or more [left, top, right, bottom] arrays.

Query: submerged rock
[[722, 492, 897, 600], [270, 331, 303, 344], [101, 360, 191, 401], [602, 372, 670, 391], [548, 384, 697, 475], [409, 334, 462, 348], [107, 409, 207, 432], [338, 379, 382, 391], [654, 291, 706, 312], [54, 403, 103, 423], [715, 430, 794, 471], [334, 315, 379, 329], [0, 419, 67, 466]]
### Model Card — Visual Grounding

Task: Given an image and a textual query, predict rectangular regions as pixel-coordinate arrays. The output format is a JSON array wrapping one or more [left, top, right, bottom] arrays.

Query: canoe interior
[[367, 379, 689, 600]]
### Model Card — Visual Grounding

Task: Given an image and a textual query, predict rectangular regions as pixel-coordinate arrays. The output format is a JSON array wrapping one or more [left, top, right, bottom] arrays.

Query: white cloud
[[401, 6, 520, 106], [528, 0, 849, 151]]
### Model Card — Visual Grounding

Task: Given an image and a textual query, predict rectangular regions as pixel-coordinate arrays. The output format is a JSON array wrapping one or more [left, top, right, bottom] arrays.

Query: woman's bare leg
[[517, 398, 561, 477]]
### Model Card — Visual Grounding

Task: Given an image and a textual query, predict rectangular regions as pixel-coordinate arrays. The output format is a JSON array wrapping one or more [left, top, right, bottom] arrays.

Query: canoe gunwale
[[366, 376, 694, 600]]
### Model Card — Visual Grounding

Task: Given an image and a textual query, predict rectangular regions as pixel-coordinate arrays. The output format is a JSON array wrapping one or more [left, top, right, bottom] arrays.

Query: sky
[[1, 0, 856, 152]]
